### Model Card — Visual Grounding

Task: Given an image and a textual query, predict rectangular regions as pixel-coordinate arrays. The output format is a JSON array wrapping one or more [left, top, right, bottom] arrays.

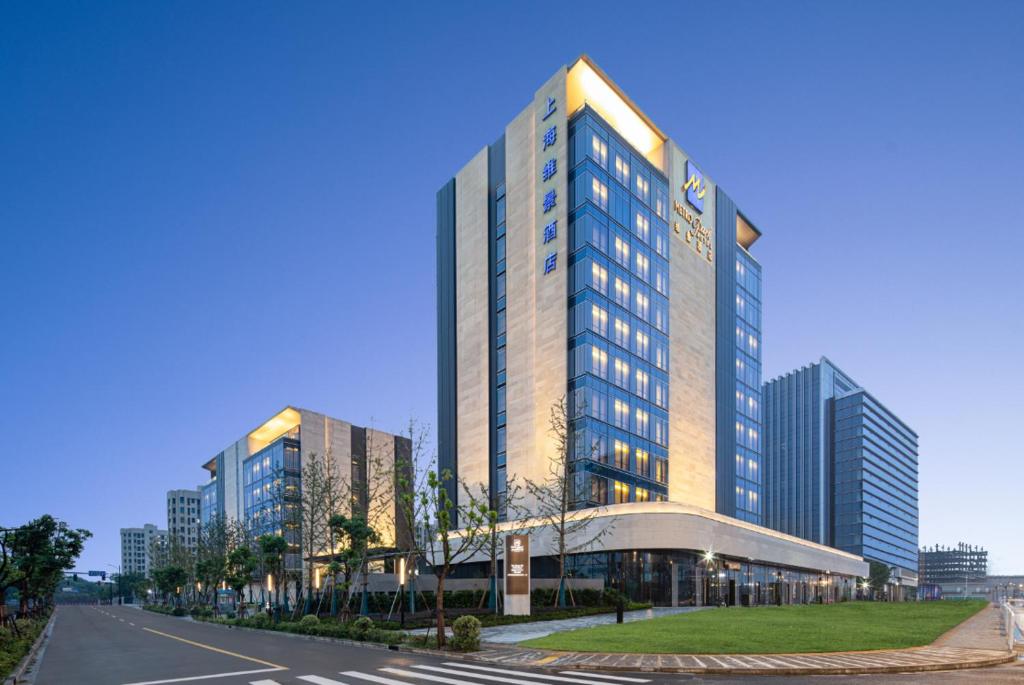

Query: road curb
[[2, 609, 56, 685]]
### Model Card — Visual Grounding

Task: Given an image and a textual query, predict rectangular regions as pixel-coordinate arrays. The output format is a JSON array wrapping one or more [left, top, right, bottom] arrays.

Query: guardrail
[[1003, 602, 1021, 652]]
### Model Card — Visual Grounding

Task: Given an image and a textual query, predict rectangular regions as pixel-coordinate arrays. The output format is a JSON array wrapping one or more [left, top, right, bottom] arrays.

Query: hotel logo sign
[[683, 159, 707, 213], [504, 534, 530, 596]]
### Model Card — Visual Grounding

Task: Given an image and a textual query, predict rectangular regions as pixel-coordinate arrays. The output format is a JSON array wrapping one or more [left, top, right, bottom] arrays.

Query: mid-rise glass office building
[[763, 358, 919, 588], [199, 407, 411, 577]]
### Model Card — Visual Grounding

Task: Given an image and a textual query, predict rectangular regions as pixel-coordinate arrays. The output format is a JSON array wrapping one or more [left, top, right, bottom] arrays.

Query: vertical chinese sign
[[504, 534, 530, 615]]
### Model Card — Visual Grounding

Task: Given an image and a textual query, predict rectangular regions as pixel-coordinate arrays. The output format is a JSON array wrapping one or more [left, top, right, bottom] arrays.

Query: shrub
[[451, 615, 481, 652], [299, 614, 320, 627], [351, 616, 374, 640], [171, 607, 187, 617], [189, 606, 213, 618], [249, 612, 271, 628]]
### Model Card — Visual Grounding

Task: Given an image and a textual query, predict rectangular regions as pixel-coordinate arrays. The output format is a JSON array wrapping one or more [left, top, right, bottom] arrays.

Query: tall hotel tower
[[437, 57, 864, 605]]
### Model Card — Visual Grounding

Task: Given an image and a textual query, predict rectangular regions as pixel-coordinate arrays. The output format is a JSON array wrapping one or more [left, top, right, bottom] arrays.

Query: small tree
[[226, 545, 257, 613], [297, 450, 345, 614], [525, 396, 615, 607], [327, 514, 379, 620], [868, 561, 891, 600], [258, 534, 288, 609], [153, 565, 188, 606], [3, 515, 92, 611], [419, 470, 489, 648]]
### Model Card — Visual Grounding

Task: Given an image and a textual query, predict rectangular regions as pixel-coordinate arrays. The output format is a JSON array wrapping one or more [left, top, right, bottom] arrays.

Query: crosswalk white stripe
[[382, 668, 482, 685], [343, 671, 420, 685], [438, 662, 634, 685], [249, 680, 282, 685], [418, 664, 625, 685], [297, 676, 349, 685], [557, 672, 650, 683]]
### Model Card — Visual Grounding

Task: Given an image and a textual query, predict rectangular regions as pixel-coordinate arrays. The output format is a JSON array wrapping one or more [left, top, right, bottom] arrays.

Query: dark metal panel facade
[[436, 179, 458, 510]]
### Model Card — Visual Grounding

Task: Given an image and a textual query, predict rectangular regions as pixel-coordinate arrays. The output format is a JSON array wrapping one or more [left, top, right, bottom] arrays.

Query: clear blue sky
[[2, 1, 1021, 575]]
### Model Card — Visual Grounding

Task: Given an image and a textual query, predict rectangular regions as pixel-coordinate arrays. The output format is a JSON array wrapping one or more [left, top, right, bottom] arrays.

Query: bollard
[[616, 596, 624, 624]]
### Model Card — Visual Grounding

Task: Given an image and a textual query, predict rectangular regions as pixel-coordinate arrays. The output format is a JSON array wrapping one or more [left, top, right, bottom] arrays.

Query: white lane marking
[[343, 672, 417, 685], [120, 618, 126, 622], [129, 622, 136, 626], [297, 677, 349, 685], [120, 667, 287, 685], [250, 681, 283, 685], [557, 673, 650, 683], [438, 662, 629, 685]]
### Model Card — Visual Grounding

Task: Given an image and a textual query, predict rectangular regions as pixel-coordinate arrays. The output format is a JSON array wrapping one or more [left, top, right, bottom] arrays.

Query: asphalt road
[[29, 605, 1024, 685]]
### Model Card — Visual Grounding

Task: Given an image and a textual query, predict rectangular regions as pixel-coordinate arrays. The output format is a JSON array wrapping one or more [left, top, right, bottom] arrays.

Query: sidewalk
[[409, 607, 701, 644], [466, 604, 1018, 675]]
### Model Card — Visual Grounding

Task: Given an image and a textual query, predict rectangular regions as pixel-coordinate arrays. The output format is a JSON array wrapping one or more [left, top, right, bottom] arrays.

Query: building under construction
[[919, 543, 988, 586]]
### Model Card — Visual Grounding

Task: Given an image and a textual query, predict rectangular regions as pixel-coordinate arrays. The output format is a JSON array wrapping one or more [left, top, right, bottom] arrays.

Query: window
[[653, 183, 667, 220], [654, 230, 668, 259], [613, 398, 630, 429], [614, 277, 630, 307], [613, 318, 630, 348], [635, 369, 649, 399], [613, 357, 629, 389], [591, 262, 608, 295], [635, 291, 649, 321], [654, 416, 667, 446], [614, 480, 630, 504], [635, 486, 650, 502], [590, 303, 608, 337], [614, 152, 629, 185], [653, 378, 667, 408], [655, 458, 668, 483], [497, 347, 506, 372], [591, 475, 608, 504], [635, 448, 649, 477], [591, 346, 608, 378], [635, 252, 649, 281], [653, 261, 667, 295], [635, 330, 650, 359], [591, 177, 608, 210], [614, 440, 629, 470], [591, 134, 608, 167], [635, 173, 650, 203], [634, 211, 650, 243], [614, 235, 630, 267], [635, 407, 649, 437], [654, 338, 668, 370]]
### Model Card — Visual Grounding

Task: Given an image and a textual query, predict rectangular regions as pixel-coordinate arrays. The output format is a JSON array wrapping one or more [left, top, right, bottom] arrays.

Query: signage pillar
[[504, 534, 530, 616]]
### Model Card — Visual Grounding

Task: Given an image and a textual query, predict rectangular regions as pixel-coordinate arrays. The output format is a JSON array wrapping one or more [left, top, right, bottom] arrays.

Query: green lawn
[[520, 600, 988, 654]]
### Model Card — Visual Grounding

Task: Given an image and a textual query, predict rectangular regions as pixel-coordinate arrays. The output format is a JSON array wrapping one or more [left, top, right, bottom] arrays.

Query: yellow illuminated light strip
[[567, 59, 664, 167]]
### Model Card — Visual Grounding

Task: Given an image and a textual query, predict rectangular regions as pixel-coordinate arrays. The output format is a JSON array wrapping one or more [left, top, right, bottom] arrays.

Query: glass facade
[[452, 549, 856, 607], [733, 248, 762, 523], [242, 428, 302, 570], [764, 358, 919, 574], [200, 479, 217, 525], [568, 109, 670, 507], [833, 390, 919, 572]]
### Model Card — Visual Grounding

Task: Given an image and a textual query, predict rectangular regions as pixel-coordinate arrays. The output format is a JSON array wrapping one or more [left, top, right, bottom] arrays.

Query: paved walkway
[[407, 607, 699, 644], [466, 604, 1017, 675]]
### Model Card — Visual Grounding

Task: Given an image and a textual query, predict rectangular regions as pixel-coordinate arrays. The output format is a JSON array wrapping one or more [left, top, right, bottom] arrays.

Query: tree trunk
[[435, 570, 447, 648]]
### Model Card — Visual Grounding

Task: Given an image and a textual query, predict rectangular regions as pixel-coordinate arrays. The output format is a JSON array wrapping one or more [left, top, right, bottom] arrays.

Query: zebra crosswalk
[[251, 660, 652, 685]]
